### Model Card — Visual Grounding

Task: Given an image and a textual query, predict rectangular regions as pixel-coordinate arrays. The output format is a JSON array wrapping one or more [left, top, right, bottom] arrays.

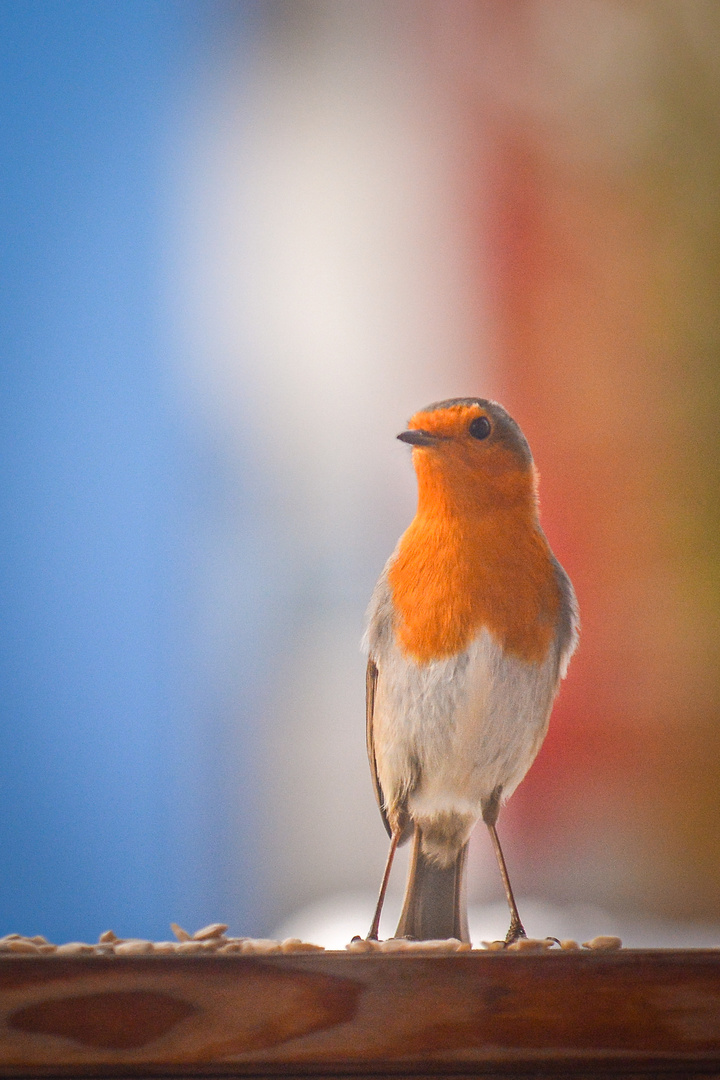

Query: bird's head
[[398, 398, 537, 514]]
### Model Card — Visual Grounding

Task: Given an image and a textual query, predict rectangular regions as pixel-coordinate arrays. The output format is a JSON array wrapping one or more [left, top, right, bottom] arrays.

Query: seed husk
[[193, 923, 228, 941], [346, 937, 379, 952], [377, 938, 411, 952], [0, 940, 39, 953], [280, 938, 325, 953], [507, 938, 553, 952], [174, 940, 206, 953], [240, 939, 283, 954], [583, 935, 622, 951], [114, 939, 154, 955], [56, 942, 95, 955], [380, 938, 469, 953]]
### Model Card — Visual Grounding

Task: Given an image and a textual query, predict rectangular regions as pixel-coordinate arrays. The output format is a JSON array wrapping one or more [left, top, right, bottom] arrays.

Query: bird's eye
[[469, 416, 491, 440]]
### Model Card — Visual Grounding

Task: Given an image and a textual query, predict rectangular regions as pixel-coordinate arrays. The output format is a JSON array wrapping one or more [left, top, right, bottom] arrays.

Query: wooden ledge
[[0, 950, 719, 1077]]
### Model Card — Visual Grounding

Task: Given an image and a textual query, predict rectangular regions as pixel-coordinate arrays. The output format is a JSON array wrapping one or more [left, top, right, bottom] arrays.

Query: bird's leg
[[482, 787, 526, 945], [487, 823, 526, 944], [367, 828, 400, 940]]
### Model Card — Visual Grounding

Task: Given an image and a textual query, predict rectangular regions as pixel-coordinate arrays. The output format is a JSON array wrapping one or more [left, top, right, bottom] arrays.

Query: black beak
[[397, 429, 437, 446]]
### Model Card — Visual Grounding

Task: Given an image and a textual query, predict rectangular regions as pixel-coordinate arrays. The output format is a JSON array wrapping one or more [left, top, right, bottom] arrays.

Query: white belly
[[371, 626, 560, 839]]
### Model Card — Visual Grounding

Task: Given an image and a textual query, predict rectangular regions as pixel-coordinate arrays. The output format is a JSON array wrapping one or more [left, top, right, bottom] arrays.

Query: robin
[[364, 398, 578, 944]]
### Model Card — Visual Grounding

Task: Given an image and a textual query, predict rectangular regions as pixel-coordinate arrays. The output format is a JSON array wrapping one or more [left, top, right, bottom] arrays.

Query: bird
[[364, 398, 578, 944]]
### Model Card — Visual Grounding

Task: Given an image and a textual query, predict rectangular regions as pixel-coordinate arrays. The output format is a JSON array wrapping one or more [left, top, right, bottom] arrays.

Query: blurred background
[[1, 0, 719, 947]]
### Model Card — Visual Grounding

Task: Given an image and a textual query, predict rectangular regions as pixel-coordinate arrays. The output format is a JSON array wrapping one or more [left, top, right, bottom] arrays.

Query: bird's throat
[[388, 499, 560, 666]]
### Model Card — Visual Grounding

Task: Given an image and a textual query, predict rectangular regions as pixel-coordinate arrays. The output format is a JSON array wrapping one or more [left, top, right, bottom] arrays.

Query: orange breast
[[387, 505, 561, 665]]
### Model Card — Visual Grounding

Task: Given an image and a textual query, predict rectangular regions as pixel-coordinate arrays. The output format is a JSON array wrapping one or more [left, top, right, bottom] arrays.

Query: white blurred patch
[[173, 2, 495, 931]]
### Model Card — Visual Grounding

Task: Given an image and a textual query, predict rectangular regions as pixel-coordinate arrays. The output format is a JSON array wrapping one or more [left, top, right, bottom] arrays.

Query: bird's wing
[[366, 655, 392, 838]]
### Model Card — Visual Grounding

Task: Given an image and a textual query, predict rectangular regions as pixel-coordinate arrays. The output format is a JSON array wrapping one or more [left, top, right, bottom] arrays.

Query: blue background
[[0, 0, 268, 942]]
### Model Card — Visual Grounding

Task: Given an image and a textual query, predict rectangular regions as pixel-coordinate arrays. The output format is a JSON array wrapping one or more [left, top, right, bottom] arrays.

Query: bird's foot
[[504, 917, 527, 946]]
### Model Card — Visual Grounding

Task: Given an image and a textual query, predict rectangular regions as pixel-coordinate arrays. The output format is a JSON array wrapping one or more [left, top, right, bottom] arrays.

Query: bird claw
[[504, 918, 527, 945]]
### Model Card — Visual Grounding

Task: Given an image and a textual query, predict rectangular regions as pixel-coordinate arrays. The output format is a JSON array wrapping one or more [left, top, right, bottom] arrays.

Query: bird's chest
[[387, 511, 560, 666], [372, 626, 558, 807]]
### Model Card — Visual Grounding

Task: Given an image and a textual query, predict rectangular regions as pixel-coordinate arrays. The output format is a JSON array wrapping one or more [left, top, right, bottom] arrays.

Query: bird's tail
[[394, 826, 469, 942]]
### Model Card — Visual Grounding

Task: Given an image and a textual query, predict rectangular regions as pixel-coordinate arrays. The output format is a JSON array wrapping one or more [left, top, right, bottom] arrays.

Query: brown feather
[[366, 656, 412, 844], [365, 657, 391, 839]]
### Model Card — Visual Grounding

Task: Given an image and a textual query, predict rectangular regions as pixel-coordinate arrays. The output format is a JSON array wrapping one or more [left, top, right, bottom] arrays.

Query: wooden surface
[[1, 950, 720, 1077]]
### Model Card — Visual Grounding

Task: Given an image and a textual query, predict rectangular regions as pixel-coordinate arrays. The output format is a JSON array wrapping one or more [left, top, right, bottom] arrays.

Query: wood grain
[[0, 950, 719, 1077]]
